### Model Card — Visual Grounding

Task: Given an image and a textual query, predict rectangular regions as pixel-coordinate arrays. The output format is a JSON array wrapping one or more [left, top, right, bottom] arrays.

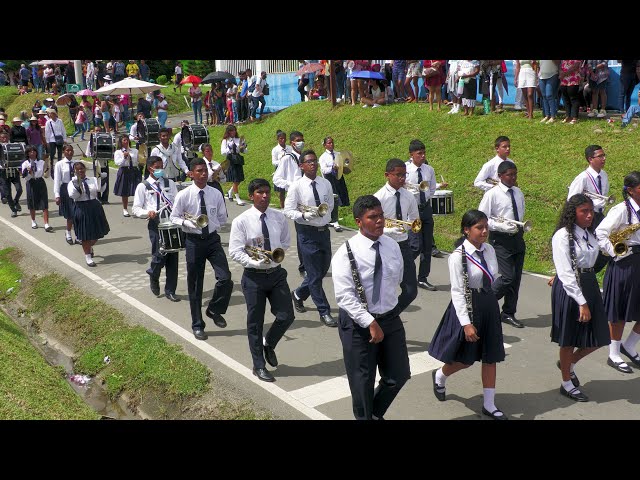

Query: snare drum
[[1, 143, 26, 177], [181, 124, 209, 150], [91, 132, 116, 161], [138, 118, 160, 147], [431, 190, 454, 215], [158, 221, 186, 254]]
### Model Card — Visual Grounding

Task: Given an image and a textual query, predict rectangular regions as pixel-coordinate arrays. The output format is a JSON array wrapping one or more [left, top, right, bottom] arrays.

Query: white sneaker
[[336, 98, 342, 103], [372, 104, 380, 108], [362, 104, 369, 108], [540, 116, 549, 123], [227, 188, 233, 200], [514, 105, 523, 111], [587, 110, 595, 118], [597, 109, 606, 118], [235, 196, 245, 206]]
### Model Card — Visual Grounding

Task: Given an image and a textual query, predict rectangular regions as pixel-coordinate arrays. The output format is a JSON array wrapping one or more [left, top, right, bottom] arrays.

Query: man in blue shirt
[[238, 70, 249, 123], [19, 64, 30, 88]]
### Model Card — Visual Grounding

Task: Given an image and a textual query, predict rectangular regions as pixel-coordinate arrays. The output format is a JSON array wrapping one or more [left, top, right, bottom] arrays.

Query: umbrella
[[0, 62, 5, 68], [76, 89, 96, 97], [201, 71, 236, 85], [37, 60, 71, 66], [348, 70, 385, 80], [55, 93, 75, 106], [295, 63, 325, 76], [180, 74, 202, 85], [94, 77, 166, 96]]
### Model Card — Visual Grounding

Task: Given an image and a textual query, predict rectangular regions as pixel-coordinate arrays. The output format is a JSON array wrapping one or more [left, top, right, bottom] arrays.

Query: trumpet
[[183, 212, 209, 229], [485, 177, 499, 186], [583, 189, 616, 205], [297, 203, 329, 217], [384, 218, 422, 233], [405, 180, 430, 194], [490, 215, 532, 232], [608, 223, 640, 256], [245, 245, 285, 264]]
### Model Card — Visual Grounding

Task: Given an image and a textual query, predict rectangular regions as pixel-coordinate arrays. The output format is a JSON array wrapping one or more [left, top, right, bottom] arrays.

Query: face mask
[[295, 141, 305, 151], [154, 169, 165, 178]]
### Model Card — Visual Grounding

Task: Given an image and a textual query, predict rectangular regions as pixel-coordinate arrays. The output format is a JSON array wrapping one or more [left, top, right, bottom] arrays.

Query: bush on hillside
[[156, 75, 168, 85]]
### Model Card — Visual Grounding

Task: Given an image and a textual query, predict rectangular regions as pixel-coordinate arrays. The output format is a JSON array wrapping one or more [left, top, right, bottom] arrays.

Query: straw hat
[[29, 116, 38, 121]]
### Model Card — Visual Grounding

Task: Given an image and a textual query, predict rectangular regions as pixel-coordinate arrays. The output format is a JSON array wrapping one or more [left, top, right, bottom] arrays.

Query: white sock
[[570, 363, 576, 374], [609, 340, 624, 363], [483, 388, 503, 416], [85, 254, 93, 263], [44, 223, 50, 229], [562, 380, 578, 392], [31, 220, 37, 227], [623, 331, 640, 357], [435, 368, 447, 386], [65, 230, 72, 239], [123, 209, 129, 215]]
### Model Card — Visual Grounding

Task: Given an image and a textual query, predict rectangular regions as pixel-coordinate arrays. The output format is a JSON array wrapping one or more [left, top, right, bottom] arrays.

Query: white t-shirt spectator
[[252, 77, 266, 98]]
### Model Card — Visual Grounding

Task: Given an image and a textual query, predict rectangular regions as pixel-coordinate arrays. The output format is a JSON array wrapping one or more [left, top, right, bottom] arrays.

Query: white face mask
[[294, 141, 305, 151]]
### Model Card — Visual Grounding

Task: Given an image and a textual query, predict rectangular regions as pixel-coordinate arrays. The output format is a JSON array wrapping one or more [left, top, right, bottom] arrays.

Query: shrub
[[156, 75, 168, 85]]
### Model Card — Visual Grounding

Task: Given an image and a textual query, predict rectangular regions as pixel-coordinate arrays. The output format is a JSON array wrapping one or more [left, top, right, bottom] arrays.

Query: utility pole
[[329, 60, 336, 107]]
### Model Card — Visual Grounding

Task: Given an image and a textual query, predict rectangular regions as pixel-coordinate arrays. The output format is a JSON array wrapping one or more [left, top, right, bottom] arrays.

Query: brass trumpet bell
[[384, 218, 422, 233], [406, 180, 430, 193], [297, 203, 329, 217], [183, 212, 209, 229], [245, 245, 285, 264]]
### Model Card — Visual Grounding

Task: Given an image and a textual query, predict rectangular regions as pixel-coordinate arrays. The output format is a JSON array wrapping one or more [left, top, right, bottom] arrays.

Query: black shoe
[[253, 367, 275, 382], [264, 344, 278, 367], [101, 200, 109, 205], [501, 313, 524, 328], [298, 269, 306, 278], [74, 239, 82, 245], [418, 279, 437, 291], [620, 345, 640, 367], [432, 370, 446, 402], [14, 203, 21, 212], [431, 249, 444, 258], [320, 314, 338, 327], [206, 309, 227, 328], [66, 236, 74, 245], [556, 360, 580, 387], [193, 329, 208, 340], [1, 197, 6, 204], [165, 292, 180, 302], [45, 226, 53, 232], [607, 357, 633, 373], [559, 385, 589, 402], [10, 210, 17, 218], [482, 407, 508, 420], [292, 290, 306, 313], [150, 278, 160, 296]]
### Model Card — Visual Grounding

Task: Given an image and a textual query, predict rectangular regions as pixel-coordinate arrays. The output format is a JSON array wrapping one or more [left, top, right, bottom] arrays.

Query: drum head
[[182, 124, 209, 149], [433, 189, 452, 196]]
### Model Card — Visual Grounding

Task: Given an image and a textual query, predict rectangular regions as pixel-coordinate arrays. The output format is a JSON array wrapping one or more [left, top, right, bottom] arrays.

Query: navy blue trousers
[[295, 225, 331, 317], [408, 203, 434, 281], [397, 240, 418, 314], [147, 224, 178, 295]]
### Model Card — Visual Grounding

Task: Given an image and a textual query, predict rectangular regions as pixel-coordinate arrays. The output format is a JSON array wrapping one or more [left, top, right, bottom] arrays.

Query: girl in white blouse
[[113, 134, 140, 217], [21, 145, 52, 231], [221, 124, 247, 206], [551, 194, 609, 402]]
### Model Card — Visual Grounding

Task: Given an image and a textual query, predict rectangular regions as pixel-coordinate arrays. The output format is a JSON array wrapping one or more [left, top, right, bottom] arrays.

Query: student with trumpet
[[170, 158, 232, 341], [473, 136, 512, 191], [284, 149, 337, 327], [478, 160, 528, 328], [229, 178, 295, 382]]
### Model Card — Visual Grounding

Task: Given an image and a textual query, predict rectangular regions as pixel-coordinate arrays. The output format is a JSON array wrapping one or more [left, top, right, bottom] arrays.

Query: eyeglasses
[[301, 159, 317, 164], [592, 153, 606, 158]]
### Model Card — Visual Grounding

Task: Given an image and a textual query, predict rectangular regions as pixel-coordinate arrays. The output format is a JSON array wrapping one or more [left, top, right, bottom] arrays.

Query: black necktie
[[476, 250, 492, 290], [83, 179, 90, 199], [417, 167, 426, 205], [372, 241, 382, 305], [68, 161, 74, 179], [260, 213, 271, 251], [508, 188, 519, 222], [395, 191, 402, 220], [155, 181, 160, 211], [311, 180, 321, 207], [330, 151, 335, 160], [582, 233, 593, 250], [199, 190, 209, 236], [597, 175, 602, 194]]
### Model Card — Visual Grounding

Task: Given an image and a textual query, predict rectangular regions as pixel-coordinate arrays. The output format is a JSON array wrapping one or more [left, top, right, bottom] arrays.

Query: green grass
[[0, 248, 22, 301], [217, 100, 640, 274]]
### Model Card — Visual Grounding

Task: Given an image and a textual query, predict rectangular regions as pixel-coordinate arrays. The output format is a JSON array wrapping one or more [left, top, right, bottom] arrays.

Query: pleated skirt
[[428, 290, 505, 365], [273, 165, 285, 193], [73, 199, 110, 241], [58, 182, 74, 219], [603, 253, 640, 323], [551, 273, 610, 347], [113, 166, 141, 197], [26, 178, 48, 211], [227, 163, 244, 183]]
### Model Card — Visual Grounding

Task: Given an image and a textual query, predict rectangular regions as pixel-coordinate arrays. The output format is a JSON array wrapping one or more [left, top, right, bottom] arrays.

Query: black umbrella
[[201, 71, 237, 85]]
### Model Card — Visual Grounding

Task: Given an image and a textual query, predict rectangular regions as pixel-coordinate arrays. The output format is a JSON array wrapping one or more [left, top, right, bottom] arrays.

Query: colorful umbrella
[[55, 93, 75, 106], [76, 89, 96, 97], [348, 70, 385, 80], [295, 63, 325, 76], [180, 75, 202, 85]]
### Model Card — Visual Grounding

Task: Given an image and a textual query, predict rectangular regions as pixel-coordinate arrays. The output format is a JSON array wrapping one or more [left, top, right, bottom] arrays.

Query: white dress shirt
[[595, 198, 640, 260], [273, 151, 302, 190], [478, 182, 526, 232], [221, 137, 246, 156], [114, 147, 139, 168], [284, 175, 334, 227], [170, 183, 227, 235], [172, 132, 184, 153], [68, 176, 100, 201], [449, 240, 500, 326], [373, 183, 420, 242], [331, 232, 404, 328], [272, 144, 292, 167], [229, 206, 291, 269], [129, 123, 139, 143], [44, 118, 66, 144], [567, 166, 610, 213], [405, 160, 437, 202], [53, 158, 76, 198], [150, 143, 188, 179], [21, 159, 44, 180], [132, 176, 178, 219], [473, 155, 513, 191], [319, 149, 337, 176], [552, 226, 599, 305]]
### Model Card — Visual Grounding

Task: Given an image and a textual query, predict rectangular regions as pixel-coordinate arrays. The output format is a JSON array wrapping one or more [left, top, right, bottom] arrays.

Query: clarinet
[[461, 245, 474, 323], [568, 228, 581, 289], [345, 241, 368, 310]]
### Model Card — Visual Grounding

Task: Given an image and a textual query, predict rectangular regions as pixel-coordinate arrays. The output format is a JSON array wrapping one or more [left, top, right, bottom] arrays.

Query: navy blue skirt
[[551, 273, 610, 348], [58, 182, 75, 219], [26, 178, 48, 211], [428, 290, 505, 365], [73, 199, 110, 241], [273, 165, 285, 193], [226, 162, 244, 183], [113, 166, 141, 197], [603, 253, 640, 323]]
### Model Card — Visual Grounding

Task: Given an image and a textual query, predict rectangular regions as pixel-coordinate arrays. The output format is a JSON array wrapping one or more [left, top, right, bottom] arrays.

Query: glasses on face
[[302, 159, 317, 164], [592, 153, 606, 159]]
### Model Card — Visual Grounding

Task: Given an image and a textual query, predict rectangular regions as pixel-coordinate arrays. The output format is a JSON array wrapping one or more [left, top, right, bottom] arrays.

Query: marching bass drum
[[138, 118, 160, 147], [91, 132, 116, 163], [1, 143, 26, 177], [181, 124, 209, 150], [158, 221, 186, 254], [431, 189, 454, 215]]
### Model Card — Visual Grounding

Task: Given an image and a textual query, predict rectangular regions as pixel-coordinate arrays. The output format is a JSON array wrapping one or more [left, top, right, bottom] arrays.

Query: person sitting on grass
[[360, 80, 386, 108]]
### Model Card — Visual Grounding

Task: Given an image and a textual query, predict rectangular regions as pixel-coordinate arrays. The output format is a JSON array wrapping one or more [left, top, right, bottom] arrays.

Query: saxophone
[[609, 223, 640, 256]]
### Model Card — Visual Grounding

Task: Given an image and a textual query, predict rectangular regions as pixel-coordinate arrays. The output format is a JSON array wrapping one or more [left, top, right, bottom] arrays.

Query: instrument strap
[[460, 245, 474, 321], [464, 251, 495, 283], [345, 241, 369, 310], [568, 228, 581, 289], [585, 171, 602, 196], [145, 178, 173, 208]]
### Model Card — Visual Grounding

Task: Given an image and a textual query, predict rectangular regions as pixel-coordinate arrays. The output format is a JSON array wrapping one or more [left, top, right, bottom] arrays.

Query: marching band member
[[133, 156, 180, 302], [85, 126, 110, 205], [129, 112, 148, 176], [478, 160, 527, 328], [21, 145, 52, 231], [567, 145, 610, 272], [0, 131, 22, 218], [319, 136, 350, 232], [221, 124, 247, 206], [331, 195, 410, 420], [428, 209, 507, 420], [271, 130, 291, 209], [284, 149, 337, 327], [113, 134, 140, 217], [170, 158, 232, 341], [551, 194, 609, 402], [201, 143, 226, 197], [374, 158, 419, 314], [596, 171, 640, 374], [405, 139, 447, 292], [53, 143, 78, 245], [151, 128, 189, 183], [67, 162, 110, 267], [473, 135, 512, 191], [229, 178, 295, 382]]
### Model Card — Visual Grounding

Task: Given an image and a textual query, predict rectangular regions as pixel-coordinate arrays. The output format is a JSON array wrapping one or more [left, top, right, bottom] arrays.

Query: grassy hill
[[213, 100, 640, 275]]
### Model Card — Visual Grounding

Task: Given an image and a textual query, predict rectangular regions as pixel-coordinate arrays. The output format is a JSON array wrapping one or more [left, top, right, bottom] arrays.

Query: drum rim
[[432, 189, 453, 195]]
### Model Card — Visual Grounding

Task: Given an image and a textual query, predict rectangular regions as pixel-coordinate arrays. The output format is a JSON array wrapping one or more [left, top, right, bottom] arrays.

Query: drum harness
[[144, 177, 173, 223], [156, 144, 181, 180]]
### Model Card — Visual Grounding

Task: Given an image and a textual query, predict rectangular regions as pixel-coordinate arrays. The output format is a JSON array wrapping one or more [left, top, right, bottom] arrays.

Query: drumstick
[[440, 174, 445, 184]]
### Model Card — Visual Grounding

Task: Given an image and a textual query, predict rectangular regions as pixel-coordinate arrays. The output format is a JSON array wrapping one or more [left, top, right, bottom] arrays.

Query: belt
[[371, 309, 398, 322], [245, 265, 281, 274], [577, 268, 594, 273], [471, 287, 493, 294], [186, 232, 216, 240], [297, 223, 328, 232]]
